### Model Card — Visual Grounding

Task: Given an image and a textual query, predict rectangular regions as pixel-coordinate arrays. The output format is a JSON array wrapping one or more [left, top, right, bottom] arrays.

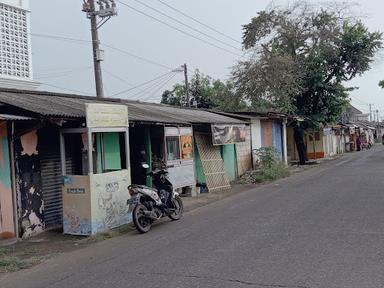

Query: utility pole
[[82, 0, 117, 98], [369, 104, 373, 122], [183, 63, 190, 107]]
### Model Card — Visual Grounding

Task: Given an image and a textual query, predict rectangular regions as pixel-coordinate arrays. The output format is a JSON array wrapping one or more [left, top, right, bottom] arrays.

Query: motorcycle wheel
[[168, 195, 184, 221], [132, 204, 152, 233]]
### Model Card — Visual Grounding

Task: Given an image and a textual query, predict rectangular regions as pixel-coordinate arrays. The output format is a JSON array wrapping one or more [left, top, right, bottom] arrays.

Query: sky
[[30, 0, 384, 117]]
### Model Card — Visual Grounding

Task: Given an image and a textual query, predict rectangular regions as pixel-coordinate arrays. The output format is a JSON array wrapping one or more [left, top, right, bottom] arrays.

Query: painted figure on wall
[[15, 130, 44, 238]]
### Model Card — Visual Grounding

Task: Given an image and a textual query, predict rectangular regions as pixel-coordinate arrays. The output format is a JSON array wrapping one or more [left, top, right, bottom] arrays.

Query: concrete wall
[[236, 125, 252, 176], [251, 118, 262, 151], [63, 170, 131, 235], [0, 122, 15, 239]]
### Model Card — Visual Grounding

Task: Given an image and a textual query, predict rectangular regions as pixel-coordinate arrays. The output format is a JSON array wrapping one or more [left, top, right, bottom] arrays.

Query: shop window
[[166, 136, 180, 161], [62, 132, 127, 175]]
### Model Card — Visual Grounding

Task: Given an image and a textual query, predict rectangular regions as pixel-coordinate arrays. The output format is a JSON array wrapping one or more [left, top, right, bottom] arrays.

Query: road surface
[[2, 146, 384, 288]]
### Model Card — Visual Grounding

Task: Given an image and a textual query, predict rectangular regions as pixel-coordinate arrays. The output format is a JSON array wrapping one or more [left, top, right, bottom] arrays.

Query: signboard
[[86, 103, 128, 128], [211, 124, 247, 145]]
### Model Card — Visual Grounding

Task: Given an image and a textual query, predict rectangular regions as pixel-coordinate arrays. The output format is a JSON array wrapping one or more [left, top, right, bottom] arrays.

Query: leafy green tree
[[233, 2, 382, 164], [379, 80, 384, 88], [161, 70, 246, 112]]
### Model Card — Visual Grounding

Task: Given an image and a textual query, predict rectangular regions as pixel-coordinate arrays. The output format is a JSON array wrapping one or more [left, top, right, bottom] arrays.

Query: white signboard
[[86, 103, 128, 128]]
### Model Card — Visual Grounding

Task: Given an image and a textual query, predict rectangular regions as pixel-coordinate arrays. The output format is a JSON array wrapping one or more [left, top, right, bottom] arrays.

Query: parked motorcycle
[[127, 164, 183, 233]]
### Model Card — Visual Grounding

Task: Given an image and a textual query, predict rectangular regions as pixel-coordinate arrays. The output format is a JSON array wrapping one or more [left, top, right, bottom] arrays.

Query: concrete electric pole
[[82, 0, 117, 98], [183, 63, 190, 107], [369, 104, 373, 122]]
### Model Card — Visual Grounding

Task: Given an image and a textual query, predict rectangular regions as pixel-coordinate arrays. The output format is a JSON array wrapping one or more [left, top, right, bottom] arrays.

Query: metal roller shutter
[[39, 128, 63, 230]]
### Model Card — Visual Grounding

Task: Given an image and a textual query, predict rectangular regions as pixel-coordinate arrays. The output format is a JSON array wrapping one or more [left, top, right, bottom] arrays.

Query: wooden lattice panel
[[195, 133, 230, 192]]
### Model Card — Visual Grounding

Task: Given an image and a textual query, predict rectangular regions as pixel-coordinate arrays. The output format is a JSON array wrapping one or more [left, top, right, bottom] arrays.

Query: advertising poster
[[181, 135, 193, 160], [211, 124, 247, 145]]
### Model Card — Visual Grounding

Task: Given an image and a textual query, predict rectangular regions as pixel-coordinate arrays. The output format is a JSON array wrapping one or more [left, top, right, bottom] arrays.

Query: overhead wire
[[116, 0, 242, 57], [35, 66, 93, 79], [111, 71, 175, 97], [155, 0, 241, 44], [128, 72, 177, 99], [40, 83, 93, 95], [129, 0, 241, 51], [31, 33, 176, 71], [142, 73, 177, 101]]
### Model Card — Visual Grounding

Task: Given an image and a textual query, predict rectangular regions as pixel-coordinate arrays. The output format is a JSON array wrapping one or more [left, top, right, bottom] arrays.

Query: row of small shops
[[0, 88, 372, 241], [287, 122, 376, 161], [0, 88, 289, 240]]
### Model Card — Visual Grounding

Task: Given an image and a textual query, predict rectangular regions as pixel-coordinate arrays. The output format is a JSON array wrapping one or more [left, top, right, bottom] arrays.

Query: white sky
[[30, 0, 384, 117]]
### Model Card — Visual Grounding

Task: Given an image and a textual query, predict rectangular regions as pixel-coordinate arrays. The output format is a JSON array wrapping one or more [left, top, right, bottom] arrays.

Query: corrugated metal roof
[[0, 114, 34, 120], [0, 88, 245, 124]]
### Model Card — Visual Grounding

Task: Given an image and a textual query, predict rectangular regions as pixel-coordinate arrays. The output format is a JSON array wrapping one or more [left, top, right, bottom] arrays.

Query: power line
[[111, 71, 175, 97], [102, 68, 136, 87], [142, 73, 177, 101], [130, 72, 176, 99], [103, 67, 166, 97], [116, 0, 242, 57], [35, 66, 93, 79], [40, 83, 93, 95], [155, 0, 241, 45], [31, 33, 91, 45], [31, 33, 175, 71], [101, 43, 173, 70], [129, 0, 241, 51]]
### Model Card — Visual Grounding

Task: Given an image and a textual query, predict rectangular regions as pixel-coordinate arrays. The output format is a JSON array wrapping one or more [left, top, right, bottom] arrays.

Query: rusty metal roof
[[0, 88, 245, 125]]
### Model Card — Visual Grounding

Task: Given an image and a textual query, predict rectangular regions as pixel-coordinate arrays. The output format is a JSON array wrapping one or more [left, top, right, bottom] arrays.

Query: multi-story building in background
[[0, 0, 39, 89]]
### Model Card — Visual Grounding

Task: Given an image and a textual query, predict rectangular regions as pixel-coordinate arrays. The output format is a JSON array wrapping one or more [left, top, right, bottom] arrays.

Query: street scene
[[2, 147, 384, 288], [0, 0, 384, 287]]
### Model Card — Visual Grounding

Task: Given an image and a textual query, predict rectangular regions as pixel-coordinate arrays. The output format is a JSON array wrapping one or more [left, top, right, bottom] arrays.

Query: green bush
[[238, 147, 290, 184]]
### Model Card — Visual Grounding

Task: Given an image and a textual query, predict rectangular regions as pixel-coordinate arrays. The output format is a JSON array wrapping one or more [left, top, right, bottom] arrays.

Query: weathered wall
[[15, 130, 44, 238], [261, 120, 273, 147], [305, 130, 325, 159], [90, 170, 131, 234], [62, 175, 92, 235], [236, 125, 252, 176], [63, 170, 131, 235], [251, 118, 262, 152], [0, 122, 15, 239], [286, 126, 298, 161]]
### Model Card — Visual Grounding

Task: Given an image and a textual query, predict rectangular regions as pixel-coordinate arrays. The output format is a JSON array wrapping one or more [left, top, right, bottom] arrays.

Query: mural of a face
[[20, 131, 38, 156]]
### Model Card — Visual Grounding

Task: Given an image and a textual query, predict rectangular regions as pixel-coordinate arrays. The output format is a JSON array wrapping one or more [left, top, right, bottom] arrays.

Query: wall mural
[[90, 170, 131, 234], [15, 130, 44, 238]]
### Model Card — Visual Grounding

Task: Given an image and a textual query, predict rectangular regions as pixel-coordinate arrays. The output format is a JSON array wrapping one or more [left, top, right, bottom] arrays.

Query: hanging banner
[[211, 124, 247, 145]]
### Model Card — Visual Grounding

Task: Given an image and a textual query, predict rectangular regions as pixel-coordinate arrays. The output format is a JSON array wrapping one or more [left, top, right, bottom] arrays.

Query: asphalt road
[[2, 146, 384, 288]]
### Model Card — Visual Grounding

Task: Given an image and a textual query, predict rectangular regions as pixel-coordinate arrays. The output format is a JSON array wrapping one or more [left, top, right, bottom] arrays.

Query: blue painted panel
[[272, 122, 283, 160]]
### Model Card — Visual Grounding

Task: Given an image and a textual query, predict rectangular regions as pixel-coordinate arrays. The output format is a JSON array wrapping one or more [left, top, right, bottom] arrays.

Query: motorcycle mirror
[[142, 163, 150, 169]]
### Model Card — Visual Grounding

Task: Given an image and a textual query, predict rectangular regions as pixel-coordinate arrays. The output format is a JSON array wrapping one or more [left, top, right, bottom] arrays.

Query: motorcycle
[[127, 163, 183, 233]]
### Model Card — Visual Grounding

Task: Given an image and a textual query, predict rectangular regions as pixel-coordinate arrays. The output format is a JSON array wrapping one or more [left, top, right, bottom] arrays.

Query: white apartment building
[[0, 0, 39, 89]]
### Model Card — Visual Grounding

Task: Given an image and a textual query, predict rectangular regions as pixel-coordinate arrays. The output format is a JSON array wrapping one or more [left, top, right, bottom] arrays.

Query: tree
[[233, 2, 382, 164], [161, 70, 246, 112], [379, 80, 384, 89]]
